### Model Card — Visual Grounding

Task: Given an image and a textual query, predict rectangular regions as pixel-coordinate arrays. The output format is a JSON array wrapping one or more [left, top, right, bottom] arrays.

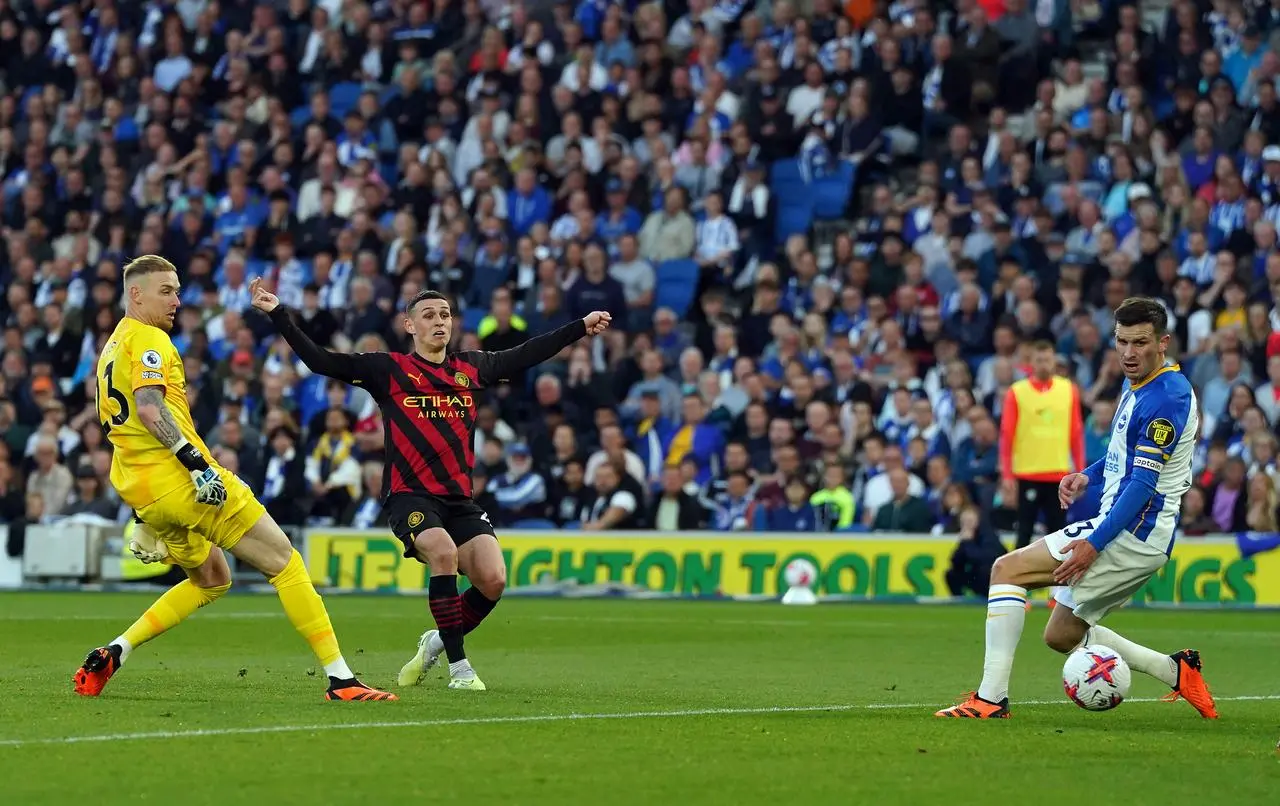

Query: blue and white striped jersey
[[1099, 365, 1197, 555]]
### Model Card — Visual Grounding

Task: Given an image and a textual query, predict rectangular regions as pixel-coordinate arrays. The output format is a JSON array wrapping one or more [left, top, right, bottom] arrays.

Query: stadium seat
[[462, 307, 486, 334], [654, 259, 699, 317], [775, 204, 814, 243], [328, 82, 364, 118], [770, 159, 816, 242], [812, 162, 855, 221], [296, 374, 331, 427], [769, 159, 806, 191], [289, 105, 312, 129]]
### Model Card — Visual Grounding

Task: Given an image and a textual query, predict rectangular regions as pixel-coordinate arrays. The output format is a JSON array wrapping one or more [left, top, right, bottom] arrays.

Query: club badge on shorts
[[408, 511, 424, 529]]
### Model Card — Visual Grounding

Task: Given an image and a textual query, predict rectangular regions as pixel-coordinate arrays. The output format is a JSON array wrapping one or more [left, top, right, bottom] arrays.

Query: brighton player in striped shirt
[[936, 297, 1218, 719], [254, 280, 611, 691]]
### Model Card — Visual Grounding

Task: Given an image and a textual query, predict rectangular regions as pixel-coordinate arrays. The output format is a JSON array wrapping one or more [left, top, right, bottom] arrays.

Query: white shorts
[[1044, 519, 1169, 626]]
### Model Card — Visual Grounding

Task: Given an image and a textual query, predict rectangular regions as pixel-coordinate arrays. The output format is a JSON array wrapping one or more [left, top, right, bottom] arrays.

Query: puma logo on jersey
[[407, 372, 423, 384]]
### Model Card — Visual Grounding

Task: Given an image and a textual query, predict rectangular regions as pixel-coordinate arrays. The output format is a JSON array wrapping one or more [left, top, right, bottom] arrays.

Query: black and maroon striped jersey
[[268, 307, 587, 499]]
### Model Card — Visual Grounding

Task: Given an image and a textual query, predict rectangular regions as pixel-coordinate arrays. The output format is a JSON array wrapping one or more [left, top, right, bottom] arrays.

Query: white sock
[[427, 632, 444, 654], [110, 636, 133, 664], [449, 658, 474, 679], [1087, 625, 1177, 687], [324, 657, 355, 680], [976, 584, 1028, 703]]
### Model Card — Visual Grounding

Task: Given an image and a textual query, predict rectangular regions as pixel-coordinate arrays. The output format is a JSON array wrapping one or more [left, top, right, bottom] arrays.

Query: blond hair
[[122, 255, 178, 282]]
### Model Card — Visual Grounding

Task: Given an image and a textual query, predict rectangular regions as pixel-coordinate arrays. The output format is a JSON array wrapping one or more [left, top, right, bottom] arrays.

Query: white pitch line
[[0, 704, 859, 748], [2, 613, 899, 628], [2, 694, 1278, 749], [528, 614, 901, 628]]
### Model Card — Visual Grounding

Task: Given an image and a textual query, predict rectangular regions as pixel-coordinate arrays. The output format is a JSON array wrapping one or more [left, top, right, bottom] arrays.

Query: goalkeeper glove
[[172, 439, 227, 507]]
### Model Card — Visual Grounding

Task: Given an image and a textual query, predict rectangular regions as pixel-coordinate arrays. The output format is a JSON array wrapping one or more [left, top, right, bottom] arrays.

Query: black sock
[[460, 587, 499, 635], [428, 574, 466, 663]]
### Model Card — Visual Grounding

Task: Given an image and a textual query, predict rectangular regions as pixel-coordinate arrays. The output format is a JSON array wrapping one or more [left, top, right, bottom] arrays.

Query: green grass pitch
[[3, 592, 1279, 805]]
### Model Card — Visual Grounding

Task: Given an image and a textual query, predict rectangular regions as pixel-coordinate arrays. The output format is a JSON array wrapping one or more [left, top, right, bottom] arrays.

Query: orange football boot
[[326, 679, 399, 701], [73, 646, 121, 697], [1163, 649, 1218, 718], [934, 692, 1011, 719]]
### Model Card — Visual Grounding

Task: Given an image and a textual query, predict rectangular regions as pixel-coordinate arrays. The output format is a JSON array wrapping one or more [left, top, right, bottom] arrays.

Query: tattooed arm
[[133, 386, 184, 449], [134, 386, 228, 506]]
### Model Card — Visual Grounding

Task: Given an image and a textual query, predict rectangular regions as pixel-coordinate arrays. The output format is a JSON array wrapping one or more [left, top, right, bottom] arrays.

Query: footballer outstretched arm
[[134, 386, 227, 506], [251, 280, 376, 385], [466, 313, 609, 385]]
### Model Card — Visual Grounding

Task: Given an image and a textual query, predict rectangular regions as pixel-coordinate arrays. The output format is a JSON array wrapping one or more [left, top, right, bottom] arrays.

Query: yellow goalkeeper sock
[[117, 580, 230, 662], [269, 550, 352, 678]]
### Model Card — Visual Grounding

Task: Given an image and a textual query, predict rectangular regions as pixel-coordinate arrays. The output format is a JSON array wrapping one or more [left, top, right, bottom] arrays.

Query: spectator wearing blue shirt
[[336, 112, 378, 168], [663, 394, 726, 488], [712, 471, 755, 531], [595, 17, 635, 68], [723, 14, 763, 78], [468, 231, 512, 311], [487, 443, 549, 527], [1182, 126, 1221, 191], [951, 415, 1001, 496], [1225, 26, 1269, 93], [100, 97, 139, 143], [213, 181, 264, 257], [903, 397, 952, 458], [507, 168, 553, 238], [755, 477, 818, 531], [596, 178, 642, 255]]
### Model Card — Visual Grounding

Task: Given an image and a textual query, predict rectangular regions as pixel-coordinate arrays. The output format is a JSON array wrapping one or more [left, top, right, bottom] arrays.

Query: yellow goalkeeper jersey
[[97, 316, 215, 509]]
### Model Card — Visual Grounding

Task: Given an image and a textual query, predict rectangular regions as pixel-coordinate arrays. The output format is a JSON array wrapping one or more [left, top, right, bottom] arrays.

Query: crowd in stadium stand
[[4, 0, 1280, 589]]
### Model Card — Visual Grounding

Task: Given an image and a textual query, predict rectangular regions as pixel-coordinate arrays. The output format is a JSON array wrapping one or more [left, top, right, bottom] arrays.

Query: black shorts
[[385, 493, 497, 559]]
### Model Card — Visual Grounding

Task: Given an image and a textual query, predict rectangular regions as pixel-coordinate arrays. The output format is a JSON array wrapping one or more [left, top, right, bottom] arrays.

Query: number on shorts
[[98, 360, 130, 434], [1063, 520, 1095, 539]]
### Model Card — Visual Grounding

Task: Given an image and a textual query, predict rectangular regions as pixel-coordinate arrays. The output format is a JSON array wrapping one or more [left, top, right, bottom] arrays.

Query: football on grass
[[783, 559, 818, 589], [1063, 645, 1131, 711]]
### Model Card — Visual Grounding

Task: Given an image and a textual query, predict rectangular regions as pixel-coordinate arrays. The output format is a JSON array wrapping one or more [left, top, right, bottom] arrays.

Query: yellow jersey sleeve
[[127, 326, 180, 393]]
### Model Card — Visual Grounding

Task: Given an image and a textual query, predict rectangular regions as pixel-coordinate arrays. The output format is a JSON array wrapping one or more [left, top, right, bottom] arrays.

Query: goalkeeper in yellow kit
[[73, 255, 396, 702]]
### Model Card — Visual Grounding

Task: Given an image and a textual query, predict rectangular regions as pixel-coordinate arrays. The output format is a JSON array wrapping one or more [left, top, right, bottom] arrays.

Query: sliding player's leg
[[228, 509, 396, 701], [74, 540, 231, 696], [401, 531, 506, 688], [935, 539, 1060, 718], [1042, 540, 1218, 718]]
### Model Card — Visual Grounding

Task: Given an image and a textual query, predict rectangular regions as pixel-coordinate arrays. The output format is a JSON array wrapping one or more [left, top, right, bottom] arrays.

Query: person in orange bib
[[999, 340, 1085, 548]]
